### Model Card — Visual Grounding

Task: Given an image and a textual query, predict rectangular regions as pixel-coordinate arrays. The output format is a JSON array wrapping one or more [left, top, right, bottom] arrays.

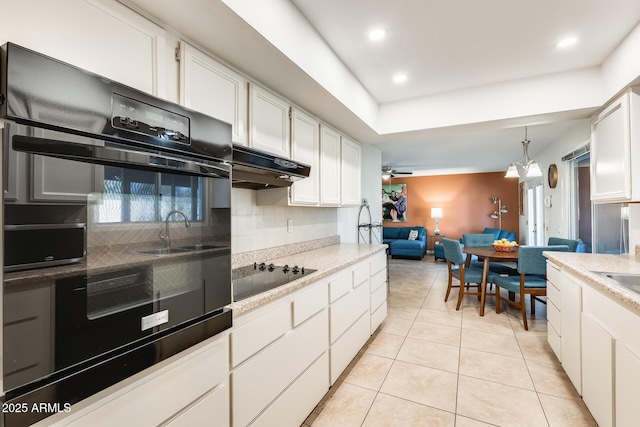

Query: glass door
[[526, 179, 545, 245]]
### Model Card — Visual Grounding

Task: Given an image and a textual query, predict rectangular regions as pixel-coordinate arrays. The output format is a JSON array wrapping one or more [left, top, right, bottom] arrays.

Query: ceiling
[[121, 0, 640, 175]]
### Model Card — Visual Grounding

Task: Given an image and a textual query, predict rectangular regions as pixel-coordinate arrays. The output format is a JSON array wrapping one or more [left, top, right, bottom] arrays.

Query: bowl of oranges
[[492, 238, 519, 252]]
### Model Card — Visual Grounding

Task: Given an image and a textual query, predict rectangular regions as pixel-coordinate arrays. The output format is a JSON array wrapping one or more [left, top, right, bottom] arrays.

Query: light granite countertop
[[230, 243, 388, 316], [544, 251, 640, 315]]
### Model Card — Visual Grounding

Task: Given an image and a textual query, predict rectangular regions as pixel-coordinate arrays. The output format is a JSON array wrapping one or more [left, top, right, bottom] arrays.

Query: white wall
[[522, 120, 591, 243], [337, 144, 382, 243], [231, 189, 338, 254]]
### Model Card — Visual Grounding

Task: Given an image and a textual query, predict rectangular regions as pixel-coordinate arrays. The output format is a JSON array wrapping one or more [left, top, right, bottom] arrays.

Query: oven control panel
[[111, 93, 190, 145]]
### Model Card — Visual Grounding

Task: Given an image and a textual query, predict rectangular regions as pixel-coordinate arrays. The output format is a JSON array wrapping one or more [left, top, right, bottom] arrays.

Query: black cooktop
[[232, 262, 316, 302]]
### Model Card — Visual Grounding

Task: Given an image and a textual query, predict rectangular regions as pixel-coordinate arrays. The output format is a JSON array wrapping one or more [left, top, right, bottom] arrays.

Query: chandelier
[[505, 127, 542, 178]]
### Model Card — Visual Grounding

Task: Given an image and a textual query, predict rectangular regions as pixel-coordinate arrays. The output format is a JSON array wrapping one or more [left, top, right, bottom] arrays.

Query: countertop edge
[[544, 251, 640, 316], [230, 243, 388, 316]]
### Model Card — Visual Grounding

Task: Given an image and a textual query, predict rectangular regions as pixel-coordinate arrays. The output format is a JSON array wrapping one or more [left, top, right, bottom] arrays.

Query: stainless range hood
[[231, 144, 311, 190]]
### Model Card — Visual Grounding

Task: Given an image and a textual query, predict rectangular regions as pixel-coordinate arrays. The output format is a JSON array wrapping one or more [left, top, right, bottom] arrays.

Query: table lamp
[[431, 208, 443, 235]]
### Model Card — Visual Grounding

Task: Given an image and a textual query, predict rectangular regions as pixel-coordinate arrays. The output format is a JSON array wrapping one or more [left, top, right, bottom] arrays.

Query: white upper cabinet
[[319, 125, 341, 206], [289, 108, 320, 205], [249, 83, 291, 158], [0, 0, 168, 98], [180, 42, 247, 145], [591, 87, 640, 203], [340, 136, 361, 206]]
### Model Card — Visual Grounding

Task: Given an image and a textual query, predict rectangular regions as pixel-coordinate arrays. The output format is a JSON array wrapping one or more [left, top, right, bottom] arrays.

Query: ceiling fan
[[382, 166, 413, 179]]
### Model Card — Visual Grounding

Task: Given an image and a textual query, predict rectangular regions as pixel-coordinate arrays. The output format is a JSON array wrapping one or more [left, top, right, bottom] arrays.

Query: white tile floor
[[302, 257, 598, 427]]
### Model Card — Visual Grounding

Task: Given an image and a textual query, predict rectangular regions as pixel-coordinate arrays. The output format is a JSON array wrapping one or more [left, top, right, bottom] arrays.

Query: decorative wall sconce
[[431, 208, 443, 235], [490, 197, 508, 229]]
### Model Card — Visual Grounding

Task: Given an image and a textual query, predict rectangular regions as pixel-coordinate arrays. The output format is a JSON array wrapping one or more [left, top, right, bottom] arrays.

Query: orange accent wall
[[383, 172, 519, 240]]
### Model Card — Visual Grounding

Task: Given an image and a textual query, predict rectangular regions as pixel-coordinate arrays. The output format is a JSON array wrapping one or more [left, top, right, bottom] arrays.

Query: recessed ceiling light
[[556, 36, 577, 48], [393, 73, 407, 83], [369, 28, 387, 41]]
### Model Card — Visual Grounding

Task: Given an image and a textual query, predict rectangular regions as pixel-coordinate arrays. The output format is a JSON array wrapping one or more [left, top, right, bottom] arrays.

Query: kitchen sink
[[596, 272, 640, 294], [176, 244, 222, 251], [137, 244, 223, 256], [137, 247, 190, 256]]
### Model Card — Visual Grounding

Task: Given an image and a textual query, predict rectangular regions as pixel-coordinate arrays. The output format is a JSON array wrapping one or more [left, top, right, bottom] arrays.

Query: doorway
[[526, 179, 545, 245]]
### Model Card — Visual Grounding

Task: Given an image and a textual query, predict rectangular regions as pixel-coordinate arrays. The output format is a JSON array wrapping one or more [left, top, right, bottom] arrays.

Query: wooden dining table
[[461, 245, 519, 316]]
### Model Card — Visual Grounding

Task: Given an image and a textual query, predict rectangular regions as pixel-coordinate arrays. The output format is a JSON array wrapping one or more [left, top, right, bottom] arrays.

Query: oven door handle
[[12, 135, 230, 178]]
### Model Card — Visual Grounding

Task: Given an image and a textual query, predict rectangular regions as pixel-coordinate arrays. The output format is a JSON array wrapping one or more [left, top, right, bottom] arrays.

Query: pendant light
[[505, 127, 543, 178]]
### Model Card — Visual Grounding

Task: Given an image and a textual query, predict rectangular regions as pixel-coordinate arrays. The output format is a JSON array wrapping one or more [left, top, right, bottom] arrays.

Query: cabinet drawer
[[231, 305, 290, 367], [370, 269, 386, 293], [330, 312, 370, 384], [232, 310, 328, 427], [546, 262, 561, 289], [354, 263, 369, 288], [547, 299, 561, 335], [370, 252, 387, 275], [371, 301, 387, 334], [164, 384, 228, 427], [329, 283, 369, 343], [328, 271, 353, 303], [371, 281, 386, 313], [292, 283, 327, 327], [67, 336, 228, 427], [547, 321, 562, 362], [547, 279, 561, 306], [251, 352, 329, 427]]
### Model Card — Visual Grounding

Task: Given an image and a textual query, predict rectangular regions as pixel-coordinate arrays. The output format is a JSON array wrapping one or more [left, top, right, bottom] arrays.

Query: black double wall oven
[[0, 43, 233, 426]]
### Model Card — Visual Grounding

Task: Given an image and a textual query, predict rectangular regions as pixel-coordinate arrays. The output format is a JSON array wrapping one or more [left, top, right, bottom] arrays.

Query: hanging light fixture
[[505, 127, 543, 178]]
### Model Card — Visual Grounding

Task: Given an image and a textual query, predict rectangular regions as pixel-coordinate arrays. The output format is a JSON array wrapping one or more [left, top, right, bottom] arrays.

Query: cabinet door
[[590, 92, 631, 202], [615, 342, 640, 427], [0, 0, 168, 97], [249, 83, 290, 157], [581, 314, 614, 427], [290, 108, 320, 205], [340, 135, 361, 206], [319, 124, 341, 206], [560, 273, 582, 394], [29, 129, 103, 203], [180, 43, 247, 145]]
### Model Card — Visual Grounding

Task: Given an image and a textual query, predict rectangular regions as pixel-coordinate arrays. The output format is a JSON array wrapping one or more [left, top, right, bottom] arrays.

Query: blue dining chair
[[462, 234, 517, 276], [547, 237, 581, 252], [442, 238, 487, 310], [493, 245, 569, 330]]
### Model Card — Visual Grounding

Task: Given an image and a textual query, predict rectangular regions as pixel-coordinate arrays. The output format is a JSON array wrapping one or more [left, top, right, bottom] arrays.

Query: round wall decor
[[548, 164, 558, 188]]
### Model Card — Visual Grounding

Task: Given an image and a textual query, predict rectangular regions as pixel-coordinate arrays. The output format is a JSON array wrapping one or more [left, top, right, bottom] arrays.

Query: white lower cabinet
[[251, 352, 329, 427], [560, 272, 582, 394], [232, 309, 328, 427], [581, 313, 614, 427], [38, 335, 229, 427], [615, 341, 640, 427], [230, 251, 387, 426]]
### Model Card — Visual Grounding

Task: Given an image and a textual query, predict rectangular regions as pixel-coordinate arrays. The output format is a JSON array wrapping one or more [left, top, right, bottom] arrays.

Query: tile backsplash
[[231, 188, 338, 254]]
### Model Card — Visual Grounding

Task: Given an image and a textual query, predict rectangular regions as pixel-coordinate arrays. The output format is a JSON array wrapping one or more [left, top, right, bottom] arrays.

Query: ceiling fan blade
[[392, 171, 413, 175]]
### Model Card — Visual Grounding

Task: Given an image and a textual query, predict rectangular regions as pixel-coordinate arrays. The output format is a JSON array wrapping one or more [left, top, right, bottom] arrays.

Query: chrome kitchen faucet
[[159, 210, 191, 248]]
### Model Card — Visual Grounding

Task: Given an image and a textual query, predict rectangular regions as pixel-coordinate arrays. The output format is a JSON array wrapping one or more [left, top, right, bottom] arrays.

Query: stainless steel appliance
[[1, 43, 233, 426]]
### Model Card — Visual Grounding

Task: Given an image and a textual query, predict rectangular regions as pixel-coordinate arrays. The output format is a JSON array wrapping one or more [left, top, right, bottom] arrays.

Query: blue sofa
[[383, 226, 427, 259], [434, 227, 517, 261]]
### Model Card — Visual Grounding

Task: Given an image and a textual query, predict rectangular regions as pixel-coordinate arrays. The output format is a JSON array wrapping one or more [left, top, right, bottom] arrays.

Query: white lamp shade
[[526, 161, 543, 177], [505, 163, 519, 178], [431, 208, 443, 219]]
